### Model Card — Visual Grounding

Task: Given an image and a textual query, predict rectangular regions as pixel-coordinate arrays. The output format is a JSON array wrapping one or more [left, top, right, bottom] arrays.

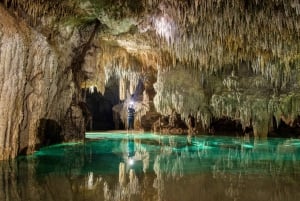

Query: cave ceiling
[[4, 0, 299, 69]]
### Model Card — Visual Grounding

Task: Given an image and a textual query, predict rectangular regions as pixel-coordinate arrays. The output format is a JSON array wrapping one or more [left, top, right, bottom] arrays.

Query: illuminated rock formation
[[0, 3, 96, 159]]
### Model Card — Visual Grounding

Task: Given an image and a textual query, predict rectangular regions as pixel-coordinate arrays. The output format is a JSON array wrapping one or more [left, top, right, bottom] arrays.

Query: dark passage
[[83, 76, 122, 131]]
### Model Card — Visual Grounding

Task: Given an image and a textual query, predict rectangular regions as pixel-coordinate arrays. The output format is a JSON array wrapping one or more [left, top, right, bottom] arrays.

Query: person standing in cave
[[127, 102, 136, 131]]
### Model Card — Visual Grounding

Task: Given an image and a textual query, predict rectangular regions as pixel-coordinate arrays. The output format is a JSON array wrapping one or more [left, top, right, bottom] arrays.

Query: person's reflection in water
[[127, 135, 135, 166], [119, 135, 136, 188]]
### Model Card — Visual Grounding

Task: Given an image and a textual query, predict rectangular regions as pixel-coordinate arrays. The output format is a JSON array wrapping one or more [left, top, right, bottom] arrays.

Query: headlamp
[[128, 158, 134, 165]]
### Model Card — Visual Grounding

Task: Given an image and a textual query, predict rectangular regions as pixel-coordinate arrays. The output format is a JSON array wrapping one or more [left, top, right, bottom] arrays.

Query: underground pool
[[1, 132, 300, 201]]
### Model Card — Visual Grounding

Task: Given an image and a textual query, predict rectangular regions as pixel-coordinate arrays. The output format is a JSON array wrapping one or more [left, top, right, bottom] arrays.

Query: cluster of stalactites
[[144, 0, 300, 73], [154, 66, 213, 130], [211, 93, 300, 135], [98, 40, 174, 100], [97, 43, 140, 100], [118, 75, 139, 101], [2, 0, 77, 25], [100, 59, 140, 101], [217, 64, 300, 135], [153, 58, 300, 137]]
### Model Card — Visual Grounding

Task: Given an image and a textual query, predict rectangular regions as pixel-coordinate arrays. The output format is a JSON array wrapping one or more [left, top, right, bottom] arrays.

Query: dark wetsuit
[[127, 107, 135, 130]]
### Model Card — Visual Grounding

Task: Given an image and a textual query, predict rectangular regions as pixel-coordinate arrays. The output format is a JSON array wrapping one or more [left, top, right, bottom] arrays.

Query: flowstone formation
[[0, 2, 99, 160], [0, 0, 300, 159]]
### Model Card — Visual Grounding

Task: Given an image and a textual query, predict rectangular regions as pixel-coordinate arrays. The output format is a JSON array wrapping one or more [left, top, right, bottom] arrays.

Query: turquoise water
[[1, 133, 300, 201]]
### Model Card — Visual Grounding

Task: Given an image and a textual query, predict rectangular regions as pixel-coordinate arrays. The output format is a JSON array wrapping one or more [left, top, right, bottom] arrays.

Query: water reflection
[[0, 134, 300, 201]]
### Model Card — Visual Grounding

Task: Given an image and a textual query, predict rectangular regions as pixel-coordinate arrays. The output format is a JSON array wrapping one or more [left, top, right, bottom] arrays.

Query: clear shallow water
[[1, 133, 300, 201]]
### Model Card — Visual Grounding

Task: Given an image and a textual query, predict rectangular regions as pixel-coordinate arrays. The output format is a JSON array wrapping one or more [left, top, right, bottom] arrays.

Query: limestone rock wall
[[0, 5, 82, 160]]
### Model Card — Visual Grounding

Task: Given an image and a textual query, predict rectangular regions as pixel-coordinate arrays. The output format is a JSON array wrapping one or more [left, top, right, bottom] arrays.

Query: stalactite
[[141, 0, 299, 77], [129, 78, 138, 95], [2, 0, 78, 26], [119, 77, 127, 101]]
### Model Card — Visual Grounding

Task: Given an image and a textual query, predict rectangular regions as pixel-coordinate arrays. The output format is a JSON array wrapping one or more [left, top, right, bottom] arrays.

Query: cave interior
[[0, 0, 300, 159]]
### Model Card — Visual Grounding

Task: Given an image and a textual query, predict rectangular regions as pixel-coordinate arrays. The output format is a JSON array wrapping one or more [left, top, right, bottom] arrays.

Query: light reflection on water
[[1, 133, 300, 201]]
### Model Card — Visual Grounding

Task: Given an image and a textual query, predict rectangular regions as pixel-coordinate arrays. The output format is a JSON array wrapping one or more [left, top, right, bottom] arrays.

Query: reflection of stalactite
[[153, 155, 165, 201], [103, 182, 112, 201], [275, 139, 299, 175], [105, 163, 141, 201], [0, 160, 20, 200], [119, 162, 126, 186], [128, 169, 139, 195]]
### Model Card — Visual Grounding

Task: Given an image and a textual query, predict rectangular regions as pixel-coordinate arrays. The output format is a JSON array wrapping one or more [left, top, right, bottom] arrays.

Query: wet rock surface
[[0, 5, 95, 159]]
